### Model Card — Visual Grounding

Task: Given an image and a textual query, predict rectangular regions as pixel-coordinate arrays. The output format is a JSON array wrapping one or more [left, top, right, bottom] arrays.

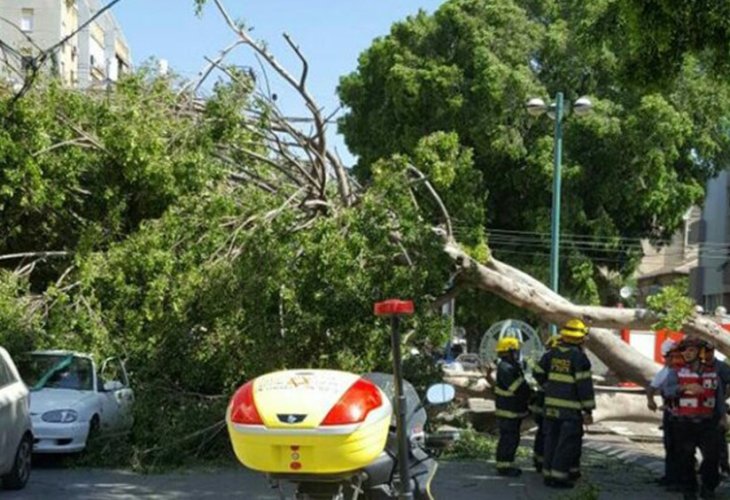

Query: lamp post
[[527, 94, 593, 335]]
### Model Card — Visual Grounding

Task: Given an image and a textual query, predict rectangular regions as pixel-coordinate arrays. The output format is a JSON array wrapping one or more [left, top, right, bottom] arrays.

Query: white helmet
[[661, 339, 676, 357]]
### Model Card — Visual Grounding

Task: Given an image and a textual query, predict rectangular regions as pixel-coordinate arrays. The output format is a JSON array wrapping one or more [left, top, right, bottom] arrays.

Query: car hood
[[30, 388, 96, 414]]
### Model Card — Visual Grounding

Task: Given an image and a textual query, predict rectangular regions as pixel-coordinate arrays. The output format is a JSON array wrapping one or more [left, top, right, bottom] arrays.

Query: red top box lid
[[374, 299, 414, 316]]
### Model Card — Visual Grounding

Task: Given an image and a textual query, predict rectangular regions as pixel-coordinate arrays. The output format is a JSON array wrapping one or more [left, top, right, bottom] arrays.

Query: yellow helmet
[[496, 337, 520, 354], [560, 318, 588, 341]]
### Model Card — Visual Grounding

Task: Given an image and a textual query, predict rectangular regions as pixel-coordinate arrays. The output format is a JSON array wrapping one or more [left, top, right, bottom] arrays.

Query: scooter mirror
[[426, 383, 455, 405]]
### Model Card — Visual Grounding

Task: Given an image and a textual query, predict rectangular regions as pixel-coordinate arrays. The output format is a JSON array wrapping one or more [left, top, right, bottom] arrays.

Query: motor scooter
[[226, 299, 456, 500]]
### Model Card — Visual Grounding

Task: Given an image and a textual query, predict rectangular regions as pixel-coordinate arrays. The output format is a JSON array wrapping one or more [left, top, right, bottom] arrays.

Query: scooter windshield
[[363, 372, 427, 435]]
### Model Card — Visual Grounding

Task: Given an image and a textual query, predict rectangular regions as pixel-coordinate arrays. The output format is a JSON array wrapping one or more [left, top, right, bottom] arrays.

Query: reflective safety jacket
[[665, 359, 730, 420], [534, 344, 595, 420], [673, 366, 717, 418], [495, 358, 532, 419]]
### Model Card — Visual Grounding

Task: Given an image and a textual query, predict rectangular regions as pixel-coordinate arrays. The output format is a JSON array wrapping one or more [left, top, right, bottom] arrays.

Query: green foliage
[[443, 429, 496, 460], [0, 71, 234, 292], [0, 70, 472, 463], [558, 481, 600, 500], [646, 279, 695, 331], [338, 0, 730, 303], [570, 0, 730, 83], [0, 271, 42, 354]]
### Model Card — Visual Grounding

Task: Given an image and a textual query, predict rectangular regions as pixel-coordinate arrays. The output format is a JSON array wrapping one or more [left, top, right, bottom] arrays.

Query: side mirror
[[426, 383, 455, 405], [103, 380, 124, 392]]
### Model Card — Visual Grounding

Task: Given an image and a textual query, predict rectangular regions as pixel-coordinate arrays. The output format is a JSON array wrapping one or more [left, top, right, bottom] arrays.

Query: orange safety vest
[[673, 365, 718, 418]]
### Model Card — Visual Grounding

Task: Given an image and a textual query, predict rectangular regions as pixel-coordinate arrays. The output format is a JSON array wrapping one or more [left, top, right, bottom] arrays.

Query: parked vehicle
[[0, 346, 32, 490], [17, 350, 134, 453], [227, 369, 454, 499], [227, 299, 456, 500]]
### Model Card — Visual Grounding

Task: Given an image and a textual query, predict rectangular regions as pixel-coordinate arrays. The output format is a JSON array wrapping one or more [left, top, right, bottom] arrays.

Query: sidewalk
[[432, 440, 677, 500]]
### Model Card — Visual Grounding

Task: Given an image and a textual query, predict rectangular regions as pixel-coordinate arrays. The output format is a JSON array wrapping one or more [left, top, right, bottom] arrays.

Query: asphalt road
[[2, 451, 691, 500], [6, 422, 730, 499]]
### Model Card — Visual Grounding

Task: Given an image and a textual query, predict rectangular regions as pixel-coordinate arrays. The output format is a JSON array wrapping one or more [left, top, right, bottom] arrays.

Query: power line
[[453, 225, 730, 249]]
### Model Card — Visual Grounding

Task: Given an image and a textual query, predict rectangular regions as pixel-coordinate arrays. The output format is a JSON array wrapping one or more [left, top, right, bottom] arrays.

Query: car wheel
[[86, 416, 100, 446], [2, 434, 32, 490]]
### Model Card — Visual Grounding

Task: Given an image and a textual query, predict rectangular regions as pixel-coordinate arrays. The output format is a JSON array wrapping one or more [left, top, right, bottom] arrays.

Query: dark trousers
[[720, 427, 729, 471], [671, 419, 721, 493], [662, 410, 680, 482], [543, 417, 583, 481], [496, 417, 522, 469], [533, 413, 544, 464]]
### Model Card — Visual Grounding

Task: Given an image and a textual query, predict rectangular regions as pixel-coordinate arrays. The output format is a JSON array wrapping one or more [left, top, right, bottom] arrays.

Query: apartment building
[[693, 171, 730, 311], [634, 207, 701, 305], [0, 0, 131, 88]]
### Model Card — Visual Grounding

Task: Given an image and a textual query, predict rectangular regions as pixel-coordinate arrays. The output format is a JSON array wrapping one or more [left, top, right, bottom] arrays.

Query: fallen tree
[[2, 0, 726, 461]]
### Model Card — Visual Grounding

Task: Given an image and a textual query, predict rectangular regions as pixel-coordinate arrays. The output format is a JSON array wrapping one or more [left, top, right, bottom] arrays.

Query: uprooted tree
[[0, 0, 729, 462]]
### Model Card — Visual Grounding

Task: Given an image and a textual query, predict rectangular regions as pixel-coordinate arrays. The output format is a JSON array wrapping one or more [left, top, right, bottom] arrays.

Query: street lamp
[[527, 93, 593, 334]]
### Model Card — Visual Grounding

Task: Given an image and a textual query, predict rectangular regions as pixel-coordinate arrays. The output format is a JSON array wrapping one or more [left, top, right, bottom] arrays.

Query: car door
[[0, 353, 12, 471], [0, 350, 19, 473], [99, 357, 134, 431]]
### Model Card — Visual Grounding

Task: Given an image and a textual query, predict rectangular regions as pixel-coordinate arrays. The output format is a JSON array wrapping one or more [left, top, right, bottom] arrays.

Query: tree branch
[[0, 251, 70, 262], [210, 0, 352, 206], [408, 165, 453, 239]]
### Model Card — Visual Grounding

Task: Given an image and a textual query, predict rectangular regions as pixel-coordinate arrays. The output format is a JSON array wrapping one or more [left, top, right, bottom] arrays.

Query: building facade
[[635, 207, 701, 305], [694, 171, 730, 311], [0, 0, 130, 88]]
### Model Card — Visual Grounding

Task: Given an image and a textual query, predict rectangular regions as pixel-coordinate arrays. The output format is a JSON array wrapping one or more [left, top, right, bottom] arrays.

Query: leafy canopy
[[338, 0, 730, 306]]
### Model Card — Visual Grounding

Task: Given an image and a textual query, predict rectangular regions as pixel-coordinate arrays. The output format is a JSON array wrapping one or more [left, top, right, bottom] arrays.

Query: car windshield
[[18, 354, 94, 391]]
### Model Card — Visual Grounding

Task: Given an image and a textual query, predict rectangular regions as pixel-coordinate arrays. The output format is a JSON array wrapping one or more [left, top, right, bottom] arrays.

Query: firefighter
[[530, 335, 559, 472], [646, 339, 682, 489], [665, 337, 730, 499], [535, 318, 595, 489], [494, 337, 532, 477]]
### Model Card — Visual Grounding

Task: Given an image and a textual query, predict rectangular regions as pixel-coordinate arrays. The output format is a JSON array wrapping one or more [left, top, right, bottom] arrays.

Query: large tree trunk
[[443, 241, 726, 386], [585, 328, 658, 387], [444, 372, 659, 422]]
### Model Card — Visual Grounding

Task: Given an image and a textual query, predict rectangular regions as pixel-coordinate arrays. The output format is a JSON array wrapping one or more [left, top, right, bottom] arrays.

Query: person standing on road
[[665, 337, 730, 500], [646, 339, 682, 489], [535, 318, 595, 489], [494, 337, 532, 477], [701, 343, 730, 478], [530, 336, 559, 473]]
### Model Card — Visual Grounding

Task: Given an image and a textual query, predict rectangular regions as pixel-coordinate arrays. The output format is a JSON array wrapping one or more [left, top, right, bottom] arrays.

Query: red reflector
[[290, 462, 302, 470], [229, 380, 264, 425], [374, 299, 414, 316], [321, 378, 382, 426]]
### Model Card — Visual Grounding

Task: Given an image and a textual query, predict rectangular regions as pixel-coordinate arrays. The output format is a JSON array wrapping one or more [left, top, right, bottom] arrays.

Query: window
[[90, 54, 95, 67], [100, 358, 128, 391], [20, 9, 34, 32], [17, 354, 94, 391]]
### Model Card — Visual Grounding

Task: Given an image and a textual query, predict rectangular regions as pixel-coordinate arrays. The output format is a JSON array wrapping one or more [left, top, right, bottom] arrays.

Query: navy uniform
[[494, 337, 532, 477], [530, 336, 559, 472], [535, 319, 595, 489]]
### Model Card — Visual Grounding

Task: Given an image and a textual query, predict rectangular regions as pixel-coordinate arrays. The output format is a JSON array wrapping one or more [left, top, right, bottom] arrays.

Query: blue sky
[[114, 0, 446, 163]]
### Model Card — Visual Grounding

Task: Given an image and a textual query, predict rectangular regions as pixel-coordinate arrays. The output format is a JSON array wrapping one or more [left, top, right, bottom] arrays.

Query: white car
[[0, 346, 32, 490], [17, 350, 134, 454]]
